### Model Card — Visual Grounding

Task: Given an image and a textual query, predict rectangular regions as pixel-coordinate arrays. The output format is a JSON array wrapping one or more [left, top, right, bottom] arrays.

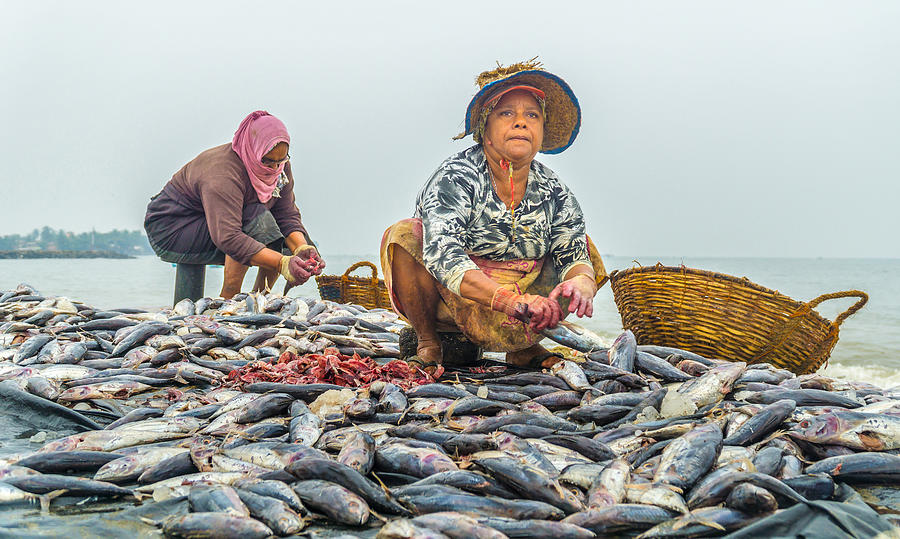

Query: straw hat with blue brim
[[454, 58, 582, 154]]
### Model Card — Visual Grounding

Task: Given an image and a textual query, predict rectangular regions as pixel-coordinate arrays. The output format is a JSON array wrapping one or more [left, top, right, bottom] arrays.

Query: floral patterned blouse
[[414, 145, 592, 294]]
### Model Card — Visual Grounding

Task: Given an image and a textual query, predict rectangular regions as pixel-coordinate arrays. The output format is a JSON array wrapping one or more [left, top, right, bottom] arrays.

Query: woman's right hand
[[490, 287, 563, 331]]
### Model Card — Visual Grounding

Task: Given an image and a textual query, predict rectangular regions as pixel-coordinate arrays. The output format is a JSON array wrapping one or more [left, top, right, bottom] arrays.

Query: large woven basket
[[315, 261, 392, 310], [608, 264, 867, 374]]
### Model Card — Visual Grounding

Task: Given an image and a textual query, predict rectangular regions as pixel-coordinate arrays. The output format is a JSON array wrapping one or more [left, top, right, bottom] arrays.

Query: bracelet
[[490, 286, 516, 312]]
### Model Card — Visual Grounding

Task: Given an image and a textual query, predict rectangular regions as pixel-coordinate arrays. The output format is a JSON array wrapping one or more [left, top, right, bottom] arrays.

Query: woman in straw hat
[[381, 60, 607, 373], [144, 110, 325, 299]]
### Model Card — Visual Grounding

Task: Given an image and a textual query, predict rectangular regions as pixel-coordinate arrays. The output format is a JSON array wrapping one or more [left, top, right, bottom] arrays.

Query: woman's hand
[[292, 245, 326, 275], [491, 287, 563, 331], [549, 274, 597, 318], [279, 255, 316, 285]]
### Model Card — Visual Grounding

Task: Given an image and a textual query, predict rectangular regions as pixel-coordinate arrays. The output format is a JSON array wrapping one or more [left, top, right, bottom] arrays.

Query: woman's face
[[483, 90, 544, 162], [262, 142, 290, 169]]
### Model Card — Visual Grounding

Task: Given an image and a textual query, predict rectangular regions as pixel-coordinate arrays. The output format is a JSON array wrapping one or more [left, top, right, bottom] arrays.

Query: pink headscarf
[[232, 110, 291, 203]]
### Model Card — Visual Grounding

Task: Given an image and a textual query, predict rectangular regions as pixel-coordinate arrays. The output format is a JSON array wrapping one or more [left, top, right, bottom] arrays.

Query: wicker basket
[[608, 264, 868, 374], [315, 261, 392, 310]]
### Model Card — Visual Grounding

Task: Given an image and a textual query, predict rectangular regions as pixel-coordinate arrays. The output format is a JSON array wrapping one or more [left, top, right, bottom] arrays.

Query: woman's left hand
[[293, 245, 326, 275], [549, 274, 597, 318]]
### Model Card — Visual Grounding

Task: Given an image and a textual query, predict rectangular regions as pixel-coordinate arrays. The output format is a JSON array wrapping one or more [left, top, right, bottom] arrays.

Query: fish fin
[[759, 429, 790, 445], [139, 517, 160, 527], [697, 519, 727, 531], [443, 420, 464, 432], [367, 507, 389, 523], [370, 472, 391, 495], [445, 400, 459, 420], [653, 482, 683, 494], [38, 489, 67, 513], [672, 516, 726, 532]]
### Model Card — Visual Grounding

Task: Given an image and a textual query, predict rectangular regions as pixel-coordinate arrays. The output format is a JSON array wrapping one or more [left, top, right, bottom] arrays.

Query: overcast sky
[[2, 1, 898, 258]]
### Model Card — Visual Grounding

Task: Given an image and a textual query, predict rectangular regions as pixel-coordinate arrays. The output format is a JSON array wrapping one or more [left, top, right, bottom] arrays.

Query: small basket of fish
[[608, 264, 868, 374], [315, 260, 392, 310]]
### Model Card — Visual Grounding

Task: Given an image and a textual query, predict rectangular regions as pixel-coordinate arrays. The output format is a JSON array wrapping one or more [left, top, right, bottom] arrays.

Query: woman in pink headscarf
[[144, 110, 324, 298]]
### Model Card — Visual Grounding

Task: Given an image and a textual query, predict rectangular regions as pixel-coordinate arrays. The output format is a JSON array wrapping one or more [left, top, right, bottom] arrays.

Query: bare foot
[[506, 344, 563, 369]]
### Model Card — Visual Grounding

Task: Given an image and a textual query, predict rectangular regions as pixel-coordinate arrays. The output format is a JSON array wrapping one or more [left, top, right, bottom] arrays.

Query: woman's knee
[[391, 244, 416, 266]]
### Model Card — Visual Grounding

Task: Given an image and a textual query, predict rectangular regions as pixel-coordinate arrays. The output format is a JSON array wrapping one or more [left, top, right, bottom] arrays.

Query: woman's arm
[[547, 184, 592, 283], [546, 182, 597, 318], [199, 176, 270, 266], [458, 268, 502, 306], [284, 231, 308, 254], [249, 246, 283, 270], [418, 169, 481, 294]]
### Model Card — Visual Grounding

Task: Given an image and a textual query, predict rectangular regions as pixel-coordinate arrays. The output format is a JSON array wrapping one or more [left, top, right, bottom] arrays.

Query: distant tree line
[[0, 227, 153, 255]]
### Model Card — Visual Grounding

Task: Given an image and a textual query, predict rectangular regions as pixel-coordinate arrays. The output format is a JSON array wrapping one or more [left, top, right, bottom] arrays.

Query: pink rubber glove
[[491, 287, 563, 331], [279, 255, 313, 285], [292, 245, 326, 276]]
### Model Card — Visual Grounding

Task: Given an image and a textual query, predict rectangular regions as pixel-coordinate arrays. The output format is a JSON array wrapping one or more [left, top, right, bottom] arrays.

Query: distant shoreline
[[0, 250, 134, 259]]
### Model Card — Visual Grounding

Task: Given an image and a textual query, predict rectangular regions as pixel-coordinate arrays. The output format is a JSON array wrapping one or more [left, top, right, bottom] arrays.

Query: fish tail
[[39, 489, 67, 513]]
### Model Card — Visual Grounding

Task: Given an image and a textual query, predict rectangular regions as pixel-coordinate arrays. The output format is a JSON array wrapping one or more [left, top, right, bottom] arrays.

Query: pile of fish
[[0, 283, 898, 538]]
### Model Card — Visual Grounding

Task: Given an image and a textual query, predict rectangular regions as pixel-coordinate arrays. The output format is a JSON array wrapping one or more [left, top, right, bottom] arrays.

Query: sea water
[[1, 254, 897, 387]]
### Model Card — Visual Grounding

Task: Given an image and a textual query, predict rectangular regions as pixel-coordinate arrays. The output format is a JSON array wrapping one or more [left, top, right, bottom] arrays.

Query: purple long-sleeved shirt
[[165, 143, 308, 264]]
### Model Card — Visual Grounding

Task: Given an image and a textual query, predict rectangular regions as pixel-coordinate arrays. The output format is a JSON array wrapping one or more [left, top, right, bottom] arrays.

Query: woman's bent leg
[[252, 268, 280, 293], [251, 238, 285, 293], [221, 255, 250, 299], [506, 343, 562, 369], [390, 246, 443, 367]]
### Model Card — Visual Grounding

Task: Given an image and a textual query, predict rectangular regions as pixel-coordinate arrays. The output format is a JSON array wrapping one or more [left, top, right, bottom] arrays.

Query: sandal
[[406, 344, 442, 370], [405, 356, 439, 369], [405, 354, 445, 379]]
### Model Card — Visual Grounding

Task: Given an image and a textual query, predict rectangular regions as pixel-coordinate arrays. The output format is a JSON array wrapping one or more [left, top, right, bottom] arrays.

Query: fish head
[[57, 386, 95, 402], [39, 434, 82, 452], [95, 457, 137, 480], [712, 362, 747, 392], [608, 330, 635, 353], [791, 413, 841, 442], [421, 451, 457, 473]]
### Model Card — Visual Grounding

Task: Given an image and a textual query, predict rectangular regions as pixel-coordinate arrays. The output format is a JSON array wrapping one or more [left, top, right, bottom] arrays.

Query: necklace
[[492, 159, 518, 241]]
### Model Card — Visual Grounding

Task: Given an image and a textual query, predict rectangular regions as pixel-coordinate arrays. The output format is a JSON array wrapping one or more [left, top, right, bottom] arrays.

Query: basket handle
[[802, 290, 868, 329], [342, 261, 379, 280], [751, 289, 867, 369]]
